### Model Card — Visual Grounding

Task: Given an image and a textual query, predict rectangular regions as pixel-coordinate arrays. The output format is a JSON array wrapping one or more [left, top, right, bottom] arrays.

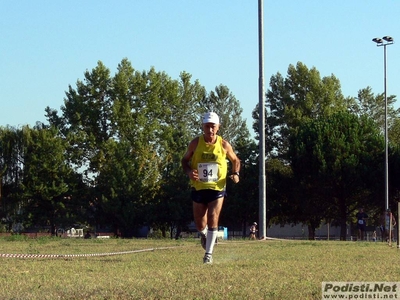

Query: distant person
[[380, 209, 396, 242], [249, 222, 257, 240], [181, 112, 240, 264], [372, 230, 377, 242], [356, 208, 368, 241]]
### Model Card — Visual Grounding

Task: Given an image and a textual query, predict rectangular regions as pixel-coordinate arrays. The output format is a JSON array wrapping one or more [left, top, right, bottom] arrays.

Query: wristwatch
[[232, 172, 239, 176]]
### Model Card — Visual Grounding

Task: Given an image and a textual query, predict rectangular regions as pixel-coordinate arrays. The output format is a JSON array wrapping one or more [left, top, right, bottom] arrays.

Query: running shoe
[[203, 253, 213, 264]]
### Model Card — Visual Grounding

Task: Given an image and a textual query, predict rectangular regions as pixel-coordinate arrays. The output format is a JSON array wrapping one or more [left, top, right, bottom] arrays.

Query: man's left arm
[[223, 140, 241, 183]]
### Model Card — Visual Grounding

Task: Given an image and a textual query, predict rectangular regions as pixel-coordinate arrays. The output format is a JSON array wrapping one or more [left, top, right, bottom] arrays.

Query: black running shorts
[[191, 189, 227, 204]]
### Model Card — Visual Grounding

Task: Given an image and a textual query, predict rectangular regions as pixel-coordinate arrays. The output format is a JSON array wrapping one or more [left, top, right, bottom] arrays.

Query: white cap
[[202, 112, 220, 124]]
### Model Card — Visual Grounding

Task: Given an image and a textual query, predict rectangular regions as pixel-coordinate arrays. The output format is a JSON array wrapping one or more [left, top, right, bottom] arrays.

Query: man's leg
[[205, 197, 224, 256], [193, 201, 208, 249], [193, 202, 208, 232]]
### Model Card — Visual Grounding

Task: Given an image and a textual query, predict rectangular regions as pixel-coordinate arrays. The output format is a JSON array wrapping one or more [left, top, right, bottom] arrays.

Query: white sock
[[199, 225, 208, 237], [206, 228, 218, 255]]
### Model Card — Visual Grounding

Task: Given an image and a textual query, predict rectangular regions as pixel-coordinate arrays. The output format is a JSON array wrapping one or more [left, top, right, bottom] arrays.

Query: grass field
[[0, 236, 399, 299]]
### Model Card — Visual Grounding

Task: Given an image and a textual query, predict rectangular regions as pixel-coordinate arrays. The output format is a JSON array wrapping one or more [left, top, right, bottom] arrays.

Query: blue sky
[[1, 1, 399, 135]]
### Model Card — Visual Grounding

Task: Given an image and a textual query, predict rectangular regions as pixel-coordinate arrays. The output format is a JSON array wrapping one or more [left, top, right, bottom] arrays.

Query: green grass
[[0, 237, 398, 299]]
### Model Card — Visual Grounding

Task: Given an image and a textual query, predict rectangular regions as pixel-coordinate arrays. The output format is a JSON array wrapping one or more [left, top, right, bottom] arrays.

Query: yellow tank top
[[190, 135, 227, 191]]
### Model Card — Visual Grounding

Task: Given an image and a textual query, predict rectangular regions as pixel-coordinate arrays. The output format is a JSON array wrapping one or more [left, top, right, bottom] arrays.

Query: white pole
[[258, 0, 267, 239], [384, 44, 389, 211], [372, 37, 394, 214]]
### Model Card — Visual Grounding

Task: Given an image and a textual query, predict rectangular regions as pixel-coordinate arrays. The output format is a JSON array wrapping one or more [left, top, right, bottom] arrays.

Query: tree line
[[0, 59, 399, 239]]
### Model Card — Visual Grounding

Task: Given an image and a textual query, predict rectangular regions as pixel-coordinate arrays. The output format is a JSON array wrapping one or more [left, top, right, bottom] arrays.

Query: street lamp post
[[258, 0, 266, 239], [372, 36, 394, 211]]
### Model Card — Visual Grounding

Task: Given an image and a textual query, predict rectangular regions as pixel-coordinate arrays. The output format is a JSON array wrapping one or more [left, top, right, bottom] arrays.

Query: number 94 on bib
[[198, 163, 219, 182]]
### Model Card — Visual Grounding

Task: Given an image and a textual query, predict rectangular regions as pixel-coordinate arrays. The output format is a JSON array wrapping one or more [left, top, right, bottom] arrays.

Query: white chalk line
[[0, 238, 299, 259], [0, 246, 177, 259]]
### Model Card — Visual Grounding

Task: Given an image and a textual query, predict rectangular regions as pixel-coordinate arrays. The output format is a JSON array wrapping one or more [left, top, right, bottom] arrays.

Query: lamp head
[[372, 38, 383, 44], [383, 36, 394, 43]]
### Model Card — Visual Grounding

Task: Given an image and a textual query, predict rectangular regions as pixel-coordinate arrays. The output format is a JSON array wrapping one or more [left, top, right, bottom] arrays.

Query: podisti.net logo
[[322, 282, 399, 299]]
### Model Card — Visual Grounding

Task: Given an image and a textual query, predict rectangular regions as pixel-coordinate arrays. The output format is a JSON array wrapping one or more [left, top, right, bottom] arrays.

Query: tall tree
[[21, 125, 73, 234], [94, 139, 159, 237], [46, 60, 160, 235], [261, 62, 348, 160], [148, 72, 206, 238], [0, 126, 25, 230], [288, 111, 383, 239], [252, 62, 350, 234], [45, 60, 114, 179], [45, 59, 213, 236]]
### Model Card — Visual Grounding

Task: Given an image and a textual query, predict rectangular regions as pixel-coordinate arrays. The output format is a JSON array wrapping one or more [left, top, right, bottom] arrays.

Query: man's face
[[202, 123, 219, 138]]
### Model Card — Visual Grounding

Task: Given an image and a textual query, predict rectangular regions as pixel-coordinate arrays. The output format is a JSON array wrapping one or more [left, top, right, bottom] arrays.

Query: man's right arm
[[181, 137, 199, 181]]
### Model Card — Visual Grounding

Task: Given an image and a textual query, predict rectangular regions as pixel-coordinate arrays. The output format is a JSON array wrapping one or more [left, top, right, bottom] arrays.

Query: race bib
[[198, 163, 219, 182], [358, 220, 364, 225]]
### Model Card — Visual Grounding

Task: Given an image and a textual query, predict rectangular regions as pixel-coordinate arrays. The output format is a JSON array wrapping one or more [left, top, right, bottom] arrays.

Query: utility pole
[[258, 0, 266, 239]]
